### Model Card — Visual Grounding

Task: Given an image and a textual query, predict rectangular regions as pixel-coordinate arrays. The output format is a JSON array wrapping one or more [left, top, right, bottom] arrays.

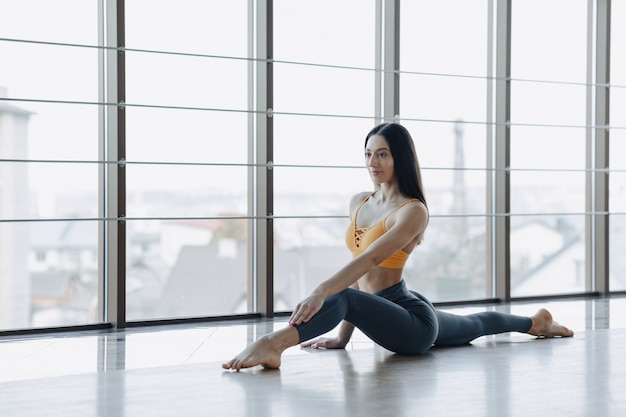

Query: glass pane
[[274, 167, 370, 216], [272, 140, 372, 305], [126, 165, 248, 217], [126, 108, 248, 164], [610, 214, 626, 292], [274, 64, 375, 117], [406, 121, 488, 170], [401, 75, 487, 123], [511, 126, 586, 169], [511, 0, 587, 83], [406, 123, 488, 302], [0, 221, 100, 330], [510, 82, 587, 126], [125, 146, 250, 319], [609, 133, 626, 214], [511, 171, 585, 214], [511, 170, 586, 297], [126, 219, 250, 320], [30, 162, 100, 218], [273, 218, 352, 311], [125, 1, 249, 110], [405, 216, 488, 302], [22, 103, 99, 161], [125, 0, 248, 57], [0, 42, 98, 103], [400, 0, 488, 76], [612, 0, 626, 87], [610, 88, 626, 128], [0, 0, 98, 45], [425, 169, 487, 217], [0, 1, 101, 330], [124, 1, 252, 319], [610, 1, 626, 292], [399, 2, 490, 302], [609, 130, 626, 292], [274, 0, 375, 68], [274, 116, 374, 167], [0, 221, 30, 329], [510, 1, 588, 297], [125, 50, 248, 110], [511, 215, 585, 297], [610, 171, 626, 211], [272, 1, 376, 310]]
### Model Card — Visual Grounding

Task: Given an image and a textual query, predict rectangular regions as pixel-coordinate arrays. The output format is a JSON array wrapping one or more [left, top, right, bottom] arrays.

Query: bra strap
[[383, 198, 420, 222]]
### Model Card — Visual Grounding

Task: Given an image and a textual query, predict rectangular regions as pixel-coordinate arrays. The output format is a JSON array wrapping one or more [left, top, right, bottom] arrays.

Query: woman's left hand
[[289, 291, 325, 326]]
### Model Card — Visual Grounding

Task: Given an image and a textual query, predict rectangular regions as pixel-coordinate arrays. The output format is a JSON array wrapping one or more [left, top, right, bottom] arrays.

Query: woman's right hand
[[288, 290, 326, 326], [300, 336, 348, 350]]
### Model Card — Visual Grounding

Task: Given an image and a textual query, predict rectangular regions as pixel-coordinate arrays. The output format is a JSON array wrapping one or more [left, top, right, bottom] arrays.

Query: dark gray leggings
[[295, 280, 532, 355]]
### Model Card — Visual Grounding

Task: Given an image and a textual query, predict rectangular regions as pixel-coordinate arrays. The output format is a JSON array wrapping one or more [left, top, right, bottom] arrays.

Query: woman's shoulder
[[392, 199, 429, 229], [398, 198, 428, 217], [348, 191, 373, 214], [350, 191, 372, 204]]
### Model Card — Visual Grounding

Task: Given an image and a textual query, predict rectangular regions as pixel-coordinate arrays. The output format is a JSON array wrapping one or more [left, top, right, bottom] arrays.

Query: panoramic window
[[0, 0, 101, 330], [610, 0, 626, 291], [272, 0, 377, 310], [400, 0, 490, 302], [0, 1, 621, 334], [124, 0, 252, 319], [509, 0, 588, 297]]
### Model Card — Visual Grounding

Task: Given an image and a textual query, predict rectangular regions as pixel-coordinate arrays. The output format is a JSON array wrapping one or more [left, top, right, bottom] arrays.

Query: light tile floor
[[1, 296, 625, 417]]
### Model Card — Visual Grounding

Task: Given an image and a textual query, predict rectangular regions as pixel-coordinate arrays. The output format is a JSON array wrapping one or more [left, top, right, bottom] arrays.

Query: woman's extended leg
[[406, 289, 573, 346], [434, 308, 573, 347]]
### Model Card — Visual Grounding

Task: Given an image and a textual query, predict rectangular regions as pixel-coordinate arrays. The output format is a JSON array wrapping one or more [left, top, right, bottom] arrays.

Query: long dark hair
[[365, 123, 427, 208]]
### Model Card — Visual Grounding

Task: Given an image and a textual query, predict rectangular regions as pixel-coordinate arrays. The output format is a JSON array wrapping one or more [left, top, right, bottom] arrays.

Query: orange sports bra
[[344, 193, 419, 269]]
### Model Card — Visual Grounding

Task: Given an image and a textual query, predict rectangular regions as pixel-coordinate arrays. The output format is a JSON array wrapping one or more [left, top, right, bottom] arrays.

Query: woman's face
[[365, 134, 395, 185]]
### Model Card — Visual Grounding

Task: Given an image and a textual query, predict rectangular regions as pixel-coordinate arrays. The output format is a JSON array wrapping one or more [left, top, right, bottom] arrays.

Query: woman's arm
[[289, 200, 428, 326], [300, 321, 356, 349], [300, 282, 359, 349]]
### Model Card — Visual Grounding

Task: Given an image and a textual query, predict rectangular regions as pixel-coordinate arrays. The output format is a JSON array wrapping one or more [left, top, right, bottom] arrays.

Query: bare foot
[[222, 326, 299, 372], [528, 308, 574, 338]]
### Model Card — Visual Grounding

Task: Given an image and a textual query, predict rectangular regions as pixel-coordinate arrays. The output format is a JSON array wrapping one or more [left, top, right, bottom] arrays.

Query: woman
[[222, 123, 573, 371]]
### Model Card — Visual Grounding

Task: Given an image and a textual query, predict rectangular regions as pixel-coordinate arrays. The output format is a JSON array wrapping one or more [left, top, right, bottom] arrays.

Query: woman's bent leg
[[223, 285, 440, 370], [297, 288, 438, 355]]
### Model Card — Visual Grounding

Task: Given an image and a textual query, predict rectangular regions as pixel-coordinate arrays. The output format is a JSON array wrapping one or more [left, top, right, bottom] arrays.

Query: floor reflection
[[0, 296, 625, 417]]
